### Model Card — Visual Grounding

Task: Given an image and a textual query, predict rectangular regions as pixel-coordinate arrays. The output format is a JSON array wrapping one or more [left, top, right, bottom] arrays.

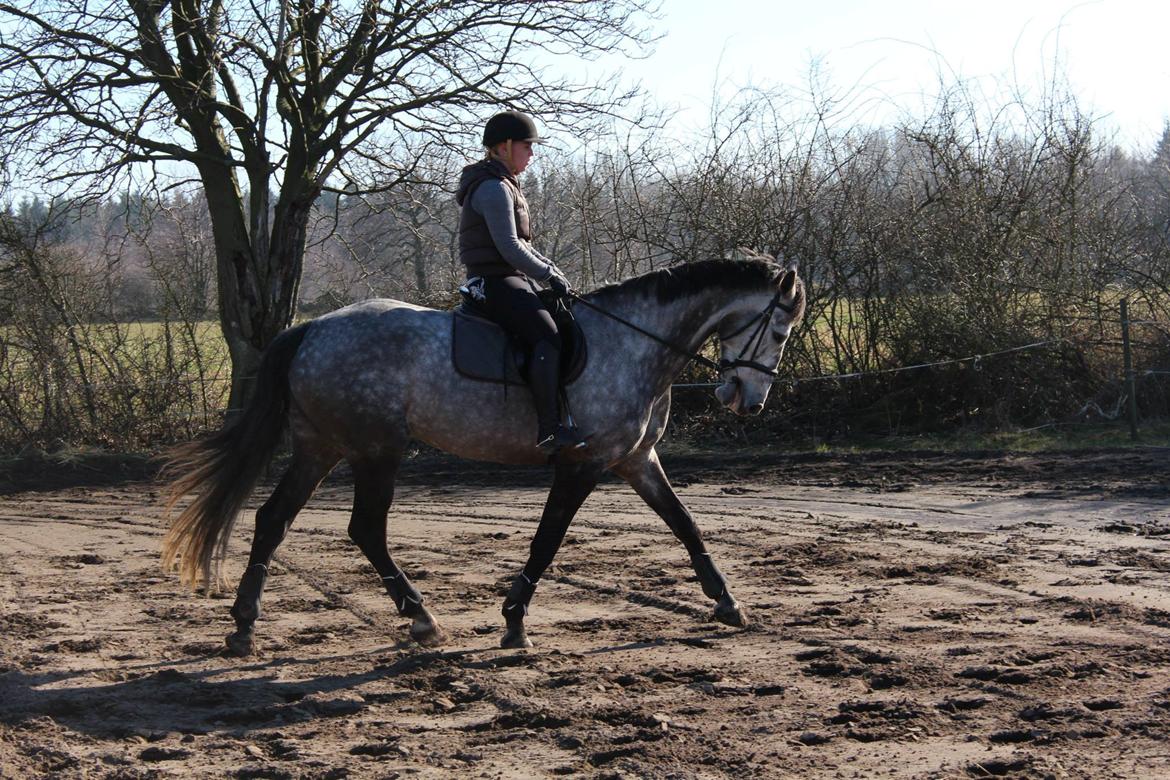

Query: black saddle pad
[[452, 297, 587, 387]]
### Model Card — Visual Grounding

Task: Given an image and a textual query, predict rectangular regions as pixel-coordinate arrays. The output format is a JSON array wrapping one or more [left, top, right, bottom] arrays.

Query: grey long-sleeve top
[[468, 178, 555, 280]]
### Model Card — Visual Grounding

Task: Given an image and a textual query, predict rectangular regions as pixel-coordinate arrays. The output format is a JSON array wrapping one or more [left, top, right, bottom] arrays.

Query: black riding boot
[[529, 341, 586, 453]]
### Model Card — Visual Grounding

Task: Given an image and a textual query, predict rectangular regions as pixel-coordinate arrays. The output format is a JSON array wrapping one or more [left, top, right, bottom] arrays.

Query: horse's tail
[[161, 322, 311, 590]]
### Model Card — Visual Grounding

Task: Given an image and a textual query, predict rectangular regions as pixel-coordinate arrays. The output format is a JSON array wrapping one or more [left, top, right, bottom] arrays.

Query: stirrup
[[537, 424, 588, 453]]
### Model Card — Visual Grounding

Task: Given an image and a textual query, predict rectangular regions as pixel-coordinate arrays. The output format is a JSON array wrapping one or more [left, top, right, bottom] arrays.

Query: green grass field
[[0, 319, 233, 450]]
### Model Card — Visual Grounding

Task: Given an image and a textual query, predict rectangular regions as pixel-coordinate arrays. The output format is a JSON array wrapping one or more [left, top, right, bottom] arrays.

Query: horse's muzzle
[[716, 376, 768, 416], [715, 377, 744, 415]]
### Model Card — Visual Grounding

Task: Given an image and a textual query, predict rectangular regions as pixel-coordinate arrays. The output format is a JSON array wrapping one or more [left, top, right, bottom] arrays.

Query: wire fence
[[4, 298, 1170, 450], [671, 339, 1064, 389], [204, 330, 1162, 434], [1107, 302, 1170, 439]]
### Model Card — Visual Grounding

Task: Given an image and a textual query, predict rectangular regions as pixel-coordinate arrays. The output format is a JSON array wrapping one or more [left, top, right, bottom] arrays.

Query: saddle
[[452, 290, 587, 387]]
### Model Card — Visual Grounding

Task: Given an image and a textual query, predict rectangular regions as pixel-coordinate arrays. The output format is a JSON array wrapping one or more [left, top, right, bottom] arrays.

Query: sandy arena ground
[[1, 449, 1168, 779]]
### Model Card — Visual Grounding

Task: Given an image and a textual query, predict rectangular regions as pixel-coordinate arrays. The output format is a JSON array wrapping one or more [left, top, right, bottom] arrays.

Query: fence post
[[1120, 299, 1139, 441]]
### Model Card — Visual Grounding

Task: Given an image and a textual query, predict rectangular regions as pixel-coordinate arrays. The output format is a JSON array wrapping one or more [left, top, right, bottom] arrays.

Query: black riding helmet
[[482, 110, 545, 148]]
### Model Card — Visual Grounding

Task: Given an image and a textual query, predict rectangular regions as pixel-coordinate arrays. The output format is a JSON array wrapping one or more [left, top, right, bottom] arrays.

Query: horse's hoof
[[500, 627, 533, 649], [714, 600, 748, 628], [410, 618, 446, 648], [225, 631, 256, 657]]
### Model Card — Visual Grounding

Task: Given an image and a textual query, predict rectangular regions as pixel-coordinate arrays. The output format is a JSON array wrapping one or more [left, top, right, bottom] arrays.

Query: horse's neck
[[594, 286, 745, 390], [657, 290, 735, 352]]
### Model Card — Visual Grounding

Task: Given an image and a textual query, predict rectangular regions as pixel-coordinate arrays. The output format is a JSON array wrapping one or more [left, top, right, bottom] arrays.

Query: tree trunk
[[412, 220, 428, 297], [198, 163, 259, 419], [198, 159, 317, 420]]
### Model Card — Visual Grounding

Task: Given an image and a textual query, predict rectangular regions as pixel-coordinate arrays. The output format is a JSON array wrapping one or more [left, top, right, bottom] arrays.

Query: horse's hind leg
[[612, 448, 748, 628], [227, 451, 336, 656], [501, 461, 604, 649], [348, 456, 445, 648]]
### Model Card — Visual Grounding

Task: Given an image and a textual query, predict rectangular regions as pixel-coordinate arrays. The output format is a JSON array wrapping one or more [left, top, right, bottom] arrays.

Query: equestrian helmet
[[483, 111, 545, 148]]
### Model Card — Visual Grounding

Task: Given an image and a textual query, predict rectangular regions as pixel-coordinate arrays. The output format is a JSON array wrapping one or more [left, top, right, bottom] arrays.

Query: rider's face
[[512, 141, 534, 174], [498, 142, 538, 176]]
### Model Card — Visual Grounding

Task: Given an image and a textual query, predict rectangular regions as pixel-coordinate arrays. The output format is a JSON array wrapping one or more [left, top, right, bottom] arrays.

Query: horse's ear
[[773, 265, 798, 294]]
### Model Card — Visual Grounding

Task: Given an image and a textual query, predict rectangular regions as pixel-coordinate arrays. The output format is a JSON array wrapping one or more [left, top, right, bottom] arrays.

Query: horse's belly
[[406, 382, 548, 465]]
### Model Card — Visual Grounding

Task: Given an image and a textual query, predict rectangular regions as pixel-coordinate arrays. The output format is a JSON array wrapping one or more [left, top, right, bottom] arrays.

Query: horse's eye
[[771, 330, 787, 343]]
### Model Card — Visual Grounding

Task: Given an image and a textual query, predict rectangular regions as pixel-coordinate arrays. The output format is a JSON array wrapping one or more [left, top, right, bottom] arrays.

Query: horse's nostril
[[747, 402, 764, 415]]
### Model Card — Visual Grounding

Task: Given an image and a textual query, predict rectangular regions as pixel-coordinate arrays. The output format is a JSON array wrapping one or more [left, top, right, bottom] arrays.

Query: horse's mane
[[587, 256, 782, 306]]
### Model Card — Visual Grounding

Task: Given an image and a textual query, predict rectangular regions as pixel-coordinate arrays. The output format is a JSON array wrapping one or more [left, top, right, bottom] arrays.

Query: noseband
[[717, 290, 798, 378]]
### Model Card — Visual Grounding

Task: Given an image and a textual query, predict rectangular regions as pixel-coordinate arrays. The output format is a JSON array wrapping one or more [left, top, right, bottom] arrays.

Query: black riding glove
[[547, 268, 572, 298]]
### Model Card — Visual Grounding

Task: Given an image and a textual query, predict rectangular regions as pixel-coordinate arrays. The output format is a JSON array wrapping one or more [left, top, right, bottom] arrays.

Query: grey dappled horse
[[163, 256, 805, 655]]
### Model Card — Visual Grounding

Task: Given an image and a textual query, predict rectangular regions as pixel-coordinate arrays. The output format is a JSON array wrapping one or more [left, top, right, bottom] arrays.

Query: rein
[[567, 288, 797, 378]]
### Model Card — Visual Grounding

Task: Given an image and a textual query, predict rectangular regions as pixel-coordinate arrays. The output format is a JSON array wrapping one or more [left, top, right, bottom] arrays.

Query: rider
[[455, 110, 587, 454]]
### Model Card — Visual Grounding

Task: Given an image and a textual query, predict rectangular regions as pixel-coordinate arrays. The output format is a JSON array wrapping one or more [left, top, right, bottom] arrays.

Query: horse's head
[[714, 260, 805, 416]]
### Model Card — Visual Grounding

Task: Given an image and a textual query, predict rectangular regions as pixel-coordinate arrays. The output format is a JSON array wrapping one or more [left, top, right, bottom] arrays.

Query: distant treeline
[[3, 83, 1169, 450]]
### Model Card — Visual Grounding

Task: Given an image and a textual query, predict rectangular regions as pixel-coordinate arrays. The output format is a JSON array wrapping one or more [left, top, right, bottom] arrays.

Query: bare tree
[[0, 0, 657, 410]]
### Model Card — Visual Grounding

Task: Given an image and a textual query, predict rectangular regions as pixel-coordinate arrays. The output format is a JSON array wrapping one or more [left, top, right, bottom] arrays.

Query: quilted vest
[[456, 159, 532, 277]]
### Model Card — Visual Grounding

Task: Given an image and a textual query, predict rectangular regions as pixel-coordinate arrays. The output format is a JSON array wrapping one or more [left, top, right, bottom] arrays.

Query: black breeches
[[480, 275, 559, 350]]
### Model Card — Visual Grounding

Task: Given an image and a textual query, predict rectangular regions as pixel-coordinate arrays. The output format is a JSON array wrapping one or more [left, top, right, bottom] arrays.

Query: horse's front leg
[[613, 448, 747, 628], [501, 461, 604, 648]]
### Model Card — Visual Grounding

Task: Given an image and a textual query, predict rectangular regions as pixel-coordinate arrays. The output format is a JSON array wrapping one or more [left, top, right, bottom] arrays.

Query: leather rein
[[566, 288, 799, 379]]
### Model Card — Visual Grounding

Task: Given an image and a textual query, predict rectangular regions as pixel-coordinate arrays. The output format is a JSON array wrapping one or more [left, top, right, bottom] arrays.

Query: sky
[[594, 0, 1169, 152]]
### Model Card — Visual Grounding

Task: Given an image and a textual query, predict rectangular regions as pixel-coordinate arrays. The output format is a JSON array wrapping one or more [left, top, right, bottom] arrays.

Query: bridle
[[566, 286, 799, 379], [717, 289, 798, 378]]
